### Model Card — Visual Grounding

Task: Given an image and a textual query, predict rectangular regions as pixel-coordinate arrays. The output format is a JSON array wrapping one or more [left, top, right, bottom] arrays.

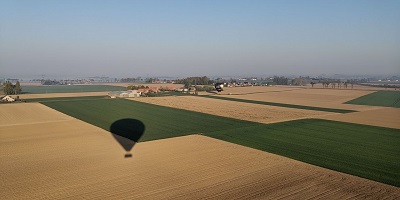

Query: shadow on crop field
[[110, 118, 145, 158]]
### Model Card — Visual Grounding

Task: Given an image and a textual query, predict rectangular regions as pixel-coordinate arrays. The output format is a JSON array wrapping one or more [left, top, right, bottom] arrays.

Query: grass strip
[[201, 95, 355, 113]]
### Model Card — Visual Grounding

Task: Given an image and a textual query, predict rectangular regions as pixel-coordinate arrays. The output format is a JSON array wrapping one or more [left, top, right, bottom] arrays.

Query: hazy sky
[[1, 0, 399, 78]]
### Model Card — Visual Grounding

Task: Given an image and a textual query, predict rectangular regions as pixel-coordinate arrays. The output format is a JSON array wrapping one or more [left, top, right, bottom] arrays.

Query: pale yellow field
[[1, 103, 399, 199], [132, 96, 333, 124], [319, 107, 400, 129], [214, 86, 378, 111]]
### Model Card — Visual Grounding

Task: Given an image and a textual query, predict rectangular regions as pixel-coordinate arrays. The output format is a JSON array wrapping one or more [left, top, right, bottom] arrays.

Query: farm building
[[108, 90, 142, 98], [1, 95, 15, 102]]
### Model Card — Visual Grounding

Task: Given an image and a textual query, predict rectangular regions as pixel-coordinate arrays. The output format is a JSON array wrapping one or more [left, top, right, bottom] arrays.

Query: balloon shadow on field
[[110, 118, 145, 158]]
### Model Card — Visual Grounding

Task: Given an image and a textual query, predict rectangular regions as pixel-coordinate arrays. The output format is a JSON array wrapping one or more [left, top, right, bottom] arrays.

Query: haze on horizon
[[1, 0, 399, 79]]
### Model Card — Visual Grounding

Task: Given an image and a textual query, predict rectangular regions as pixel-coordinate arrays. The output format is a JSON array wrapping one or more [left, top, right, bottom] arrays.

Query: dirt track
[[1, 103, 399, 199], [132, 96, 333, 124]]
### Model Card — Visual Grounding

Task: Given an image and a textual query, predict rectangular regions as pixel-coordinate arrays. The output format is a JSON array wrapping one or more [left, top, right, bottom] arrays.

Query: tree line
[[175, 76, 213, 88], [2, 81, 22, 95]]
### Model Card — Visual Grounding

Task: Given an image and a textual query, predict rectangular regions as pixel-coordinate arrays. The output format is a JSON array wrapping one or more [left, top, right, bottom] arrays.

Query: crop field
[[132, 96, 332, 124], [40, 97, 400, 186], [319, 107, 400, 129], [346, 91, 400, 108], [25, 95, 108, 102], [201, 95, 355, 113], [41, 98, 260, 142], [205, 119, 400, 186], [215, 86, 375, 111], [22, 85, 125, 94]]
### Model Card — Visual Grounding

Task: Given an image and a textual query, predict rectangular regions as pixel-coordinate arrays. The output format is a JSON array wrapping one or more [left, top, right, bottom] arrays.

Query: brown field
[[212, 86, 378, 111], [0, 103, 71, 126], [318, 107, 400, 129], [132, 96, 333, 124], [17, 91, 109, 99], [1, 103, 399, 199]]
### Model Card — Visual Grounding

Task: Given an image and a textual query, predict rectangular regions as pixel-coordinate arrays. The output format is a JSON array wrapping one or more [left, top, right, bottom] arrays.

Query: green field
[[346, 91, 400, 108], [42, 98, 260, 142], [22, 85, 125, 94], [205, 119, 400, 186], [26, 96, 108, 102], [41, 98, 400, 186], [201, 95, 356, 113]]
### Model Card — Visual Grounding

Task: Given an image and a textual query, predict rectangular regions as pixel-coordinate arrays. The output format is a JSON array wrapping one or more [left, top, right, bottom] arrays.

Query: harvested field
[[201, 95, 355, 113], [18, 91, 109, 99], [319, 107, 400, 129], [0, 103, 71, 126], [1, 121, 399, 200], [132, 96, 333, 124], [215, 86, 377, 111]]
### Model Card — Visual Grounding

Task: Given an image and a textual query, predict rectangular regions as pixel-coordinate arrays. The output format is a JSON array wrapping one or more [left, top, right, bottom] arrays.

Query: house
[[1, 95, 15, 102]]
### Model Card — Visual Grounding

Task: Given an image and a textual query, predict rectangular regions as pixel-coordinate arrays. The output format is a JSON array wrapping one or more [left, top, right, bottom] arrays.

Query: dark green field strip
[[200, 95, 356, 113], [41, 98, 260, 142], [346, 91, 400, 108], [204, 119, 400, 186], [26, 96, 108, 102], [22, 85, 125, 94]]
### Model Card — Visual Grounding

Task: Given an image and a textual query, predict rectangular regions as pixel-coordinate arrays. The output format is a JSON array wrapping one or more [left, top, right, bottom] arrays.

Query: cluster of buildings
[[1, 95, 16, 102]]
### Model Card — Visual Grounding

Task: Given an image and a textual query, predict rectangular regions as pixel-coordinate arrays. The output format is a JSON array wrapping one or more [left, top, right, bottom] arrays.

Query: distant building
[[108, 90, 142, 98], [1, 95, 15, 102]]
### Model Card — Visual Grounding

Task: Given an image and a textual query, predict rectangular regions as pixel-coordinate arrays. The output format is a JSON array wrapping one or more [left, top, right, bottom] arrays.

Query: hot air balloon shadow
[[110, 118, 145, 158]]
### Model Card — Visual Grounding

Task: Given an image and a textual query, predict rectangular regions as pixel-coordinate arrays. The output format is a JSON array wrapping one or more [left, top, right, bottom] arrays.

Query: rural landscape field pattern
[[38, 89, 400, 187]]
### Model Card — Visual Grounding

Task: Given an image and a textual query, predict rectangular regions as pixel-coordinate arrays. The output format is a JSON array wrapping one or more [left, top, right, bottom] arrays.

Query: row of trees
[[320, 80, 355, 89], [2, 81, 22, 95]]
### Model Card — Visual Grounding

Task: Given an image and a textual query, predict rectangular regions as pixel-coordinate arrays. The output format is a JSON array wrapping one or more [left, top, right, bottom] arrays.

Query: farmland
[[42, 98, 260, 142], [205, 119, 400, 186], [201, 95, 355, 113], [2, 85, 400, 198], [22, 85, 125, 94], [346, 91, 400, 108], [132, 96, 332, 124], [41, 97, 400, 186], [25, 95, 108, 102]]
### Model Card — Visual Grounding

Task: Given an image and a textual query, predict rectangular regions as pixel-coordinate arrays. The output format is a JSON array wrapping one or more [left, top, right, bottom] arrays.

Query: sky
[[1, 0, 399, 79]]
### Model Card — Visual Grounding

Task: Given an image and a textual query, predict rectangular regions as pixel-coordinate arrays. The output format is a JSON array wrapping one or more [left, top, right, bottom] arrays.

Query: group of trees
[[175, 76, 213, 88], [321, 80, 354, 89], [127, 85, 149, 90], [2, 81, 22, 95], [272, 76, 289, 85]]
